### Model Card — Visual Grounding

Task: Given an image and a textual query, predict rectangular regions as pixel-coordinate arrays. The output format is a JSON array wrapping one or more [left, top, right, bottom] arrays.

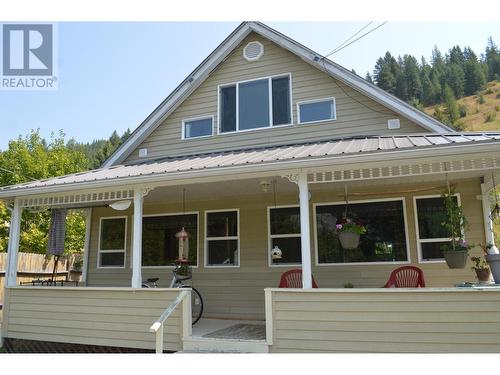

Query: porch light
[[175, 227, 190, 261], [109, 200, 132, 211], [492, 202, 500, 221], [260, 180, 271, 193]]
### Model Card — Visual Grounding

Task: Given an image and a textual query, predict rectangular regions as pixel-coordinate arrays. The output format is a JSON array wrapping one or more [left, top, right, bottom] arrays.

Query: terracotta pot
[[443, 250, 468, 269], [338, 232, 360, 250], [474, 268, 491, 282]]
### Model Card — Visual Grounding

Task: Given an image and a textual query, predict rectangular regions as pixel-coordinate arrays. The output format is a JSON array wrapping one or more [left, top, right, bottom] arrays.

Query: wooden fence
[[0, 252, 82, 304]]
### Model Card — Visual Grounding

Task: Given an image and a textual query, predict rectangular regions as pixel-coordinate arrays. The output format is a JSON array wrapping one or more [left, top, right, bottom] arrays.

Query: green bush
[[478, 93, 486, 104], [458, 104, 468, 118], [484, 88, 494, 95], [485, 112, 496, 122], [496, 92, 500, 99]]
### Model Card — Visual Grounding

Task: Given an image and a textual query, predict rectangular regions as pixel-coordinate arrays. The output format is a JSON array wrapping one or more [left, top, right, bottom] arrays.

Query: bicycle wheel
[[182, 286, 203, 325]]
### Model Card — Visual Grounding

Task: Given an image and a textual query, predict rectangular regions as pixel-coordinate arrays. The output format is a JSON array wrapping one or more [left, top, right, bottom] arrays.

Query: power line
[[324, 21, 388, 58], [0, 166, 37, 181], [324, 22, 373, 58]]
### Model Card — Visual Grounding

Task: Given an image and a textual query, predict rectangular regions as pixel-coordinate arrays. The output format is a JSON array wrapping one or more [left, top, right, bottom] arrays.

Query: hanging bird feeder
[[175, 227, 190, 262]]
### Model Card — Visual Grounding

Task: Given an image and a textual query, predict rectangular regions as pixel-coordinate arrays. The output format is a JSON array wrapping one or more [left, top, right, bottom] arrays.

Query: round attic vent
[[243, 41, 264, 61]]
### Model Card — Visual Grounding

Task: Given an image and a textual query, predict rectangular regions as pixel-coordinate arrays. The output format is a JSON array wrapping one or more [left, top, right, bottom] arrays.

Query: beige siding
[[268, 288, 500, 353], [86, 178, 486, 321], [2, 287, 184, 351], [125, 32, 426, 163]]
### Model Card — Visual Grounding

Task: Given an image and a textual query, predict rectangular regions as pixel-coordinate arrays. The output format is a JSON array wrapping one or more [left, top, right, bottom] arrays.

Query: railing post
[[6, 199, 22, 287], [156, 324, 164, 354], [264, 288, 274, 345], [182, 289, 192, 339]]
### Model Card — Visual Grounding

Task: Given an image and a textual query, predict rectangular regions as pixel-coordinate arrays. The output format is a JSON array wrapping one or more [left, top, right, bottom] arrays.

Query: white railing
[[149, 290, 190, 354]]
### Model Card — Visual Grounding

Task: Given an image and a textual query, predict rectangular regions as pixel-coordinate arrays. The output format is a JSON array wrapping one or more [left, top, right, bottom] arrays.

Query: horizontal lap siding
[[124, 33, 425, 163], [270, 289, 500, 353], [86, 178, 486, 321], [3, 288, 183, 351]]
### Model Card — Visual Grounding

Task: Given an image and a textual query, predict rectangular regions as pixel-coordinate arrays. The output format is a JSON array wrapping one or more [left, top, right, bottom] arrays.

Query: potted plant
[[470, 255, 491, 283], [336, 218, 366, 250], [440, 189, 470, 269]]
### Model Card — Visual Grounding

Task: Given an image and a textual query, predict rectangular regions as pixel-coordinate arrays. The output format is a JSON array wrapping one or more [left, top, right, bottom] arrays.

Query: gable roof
[[102, 22, 454, 168]]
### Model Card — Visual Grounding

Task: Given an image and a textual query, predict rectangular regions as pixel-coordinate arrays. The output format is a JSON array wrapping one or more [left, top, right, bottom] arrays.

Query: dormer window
[[218, 73, 291, 133]]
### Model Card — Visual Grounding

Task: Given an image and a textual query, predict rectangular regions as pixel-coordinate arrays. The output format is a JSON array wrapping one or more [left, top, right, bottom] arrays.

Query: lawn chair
[[278, 269, 318, 288], [383, 266, 425, 288]]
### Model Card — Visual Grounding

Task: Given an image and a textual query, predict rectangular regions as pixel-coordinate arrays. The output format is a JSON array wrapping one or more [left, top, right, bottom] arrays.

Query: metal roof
[[2, 133, 500, 195]]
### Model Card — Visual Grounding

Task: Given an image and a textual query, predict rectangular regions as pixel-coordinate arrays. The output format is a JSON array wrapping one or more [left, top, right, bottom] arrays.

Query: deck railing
[[149, 290, 191, 353]]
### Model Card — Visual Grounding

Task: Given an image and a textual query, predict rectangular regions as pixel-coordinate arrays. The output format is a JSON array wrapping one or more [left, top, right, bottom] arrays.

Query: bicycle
[[142, 263, 204, 325]]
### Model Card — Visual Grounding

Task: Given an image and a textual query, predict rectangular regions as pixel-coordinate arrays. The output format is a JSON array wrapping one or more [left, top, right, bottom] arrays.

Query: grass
[[426, 80, 500, 131]]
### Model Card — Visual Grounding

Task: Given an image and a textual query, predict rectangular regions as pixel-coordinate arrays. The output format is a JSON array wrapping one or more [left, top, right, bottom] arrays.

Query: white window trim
[[97, 216, 127, 269], [141, 211, 200, 268], [413, 193, 463, 264], [181, 115, 215, 140], [267, 205, 302, 268], [313, 197, 411, 266], [217, 73, 293, 135], [204, 209, 240, 268], [297, 97, 337, 125]]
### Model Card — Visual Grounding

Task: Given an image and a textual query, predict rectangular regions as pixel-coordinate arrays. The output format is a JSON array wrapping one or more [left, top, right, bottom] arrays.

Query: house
[[1, 22, 500, 353]]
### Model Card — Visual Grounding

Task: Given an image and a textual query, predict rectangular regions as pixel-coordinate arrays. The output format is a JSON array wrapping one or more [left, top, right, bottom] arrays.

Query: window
[[298, 98, 336, 124], [182, 117, 213, 139], [269, 206, 301, 266], [414, 195, 460, 261], [219, 74, 291, 133], [205, 210, 239, 267], [142, 213, 198, 267], [315, 199, 408, 264], [98, 217, 127, 268]]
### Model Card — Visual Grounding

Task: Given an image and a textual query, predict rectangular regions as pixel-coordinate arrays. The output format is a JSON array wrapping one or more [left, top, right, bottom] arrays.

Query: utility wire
[[0, 166, 38, 181], [323, 22, 373, 58], [325, 22, 388, 57]]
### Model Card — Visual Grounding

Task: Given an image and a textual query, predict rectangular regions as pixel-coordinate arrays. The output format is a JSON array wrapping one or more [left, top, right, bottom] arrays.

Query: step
[[181, 336, 269, 353]]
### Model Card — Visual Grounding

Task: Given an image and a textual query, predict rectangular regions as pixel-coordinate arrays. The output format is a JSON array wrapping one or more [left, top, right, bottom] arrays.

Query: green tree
[[443, 85, 460, 126], [485, 37, 500, 81]]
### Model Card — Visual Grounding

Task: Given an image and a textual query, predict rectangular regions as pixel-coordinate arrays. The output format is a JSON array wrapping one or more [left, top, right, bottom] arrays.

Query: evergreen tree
[[443, 85, 460, 126], [365, 72, 373, 83], [485, 37, 500, 81], [402, 55, 422, 102], [445, 63, 465, 98]]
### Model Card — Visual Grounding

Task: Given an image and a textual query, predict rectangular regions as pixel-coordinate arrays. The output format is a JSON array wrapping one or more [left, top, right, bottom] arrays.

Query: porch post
[[481, 182, 499, 253], [131, 188, 147, 288], [81, 208, 92, 285], [6, 199, 22, 287], [297, 173, 313, 289]]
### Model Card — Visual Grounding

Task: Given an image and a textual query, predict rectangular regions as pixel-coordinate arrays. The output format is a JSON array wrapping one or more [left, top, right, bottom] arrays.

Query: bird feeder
[[175, 227, 190, 261]]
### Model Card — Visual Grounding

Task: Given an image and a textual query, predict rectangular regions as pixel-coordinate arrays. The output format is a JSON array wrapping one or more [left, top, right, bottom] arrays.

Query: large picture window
[[268, 206, 301, 266], [142, 213, 198, 267], [205, 210, 239, 267], [219, 74, 291, 133], [315, 199, 408, 264], [414, 195, 460, 261], [98, 217, 127, 268]]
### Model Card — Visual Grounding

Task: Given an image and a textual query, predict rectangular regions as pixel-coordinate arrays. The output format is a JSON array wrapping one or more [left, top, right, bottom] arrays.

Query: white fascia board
[[2, 142, 499, 200], [102, 23, 254, 168]]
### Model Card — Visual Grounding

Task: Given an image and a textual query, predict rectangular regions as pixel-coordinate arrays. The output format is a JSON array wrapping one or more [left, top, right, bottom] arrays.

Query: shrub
[[496, 92, 500, 99], [452, 120, 466, 131], [485, 112, 496, 122], [484, 88, 494, 95], [458, 104, 468, 118], [478, 93, 486, 104], [496, 105, 500, 111]]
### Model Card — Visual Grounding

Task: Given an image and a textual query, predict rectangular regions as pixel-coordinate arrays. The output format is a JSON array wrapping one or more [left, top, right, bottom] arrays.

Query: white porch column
[[481, 182, 499, 253], [131, 188, 145, 288], [297, 173, 313, 289], [81, 208, 92, 285], [6, 199, 22, 287]]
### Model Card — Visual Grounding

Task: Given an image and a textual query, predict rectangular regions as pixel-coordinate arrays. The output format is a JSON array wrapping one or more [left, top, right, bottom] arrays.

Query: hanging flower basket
[[336, 218, 366, 250], [441, 240, 472, 269]]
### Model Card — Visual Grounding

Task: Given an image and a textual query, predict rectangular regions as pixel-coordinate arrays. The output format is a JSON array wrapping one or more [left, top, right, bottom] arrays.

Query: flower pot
[[338, 232, 360, 250], [486, 254, 500, 283], [475, 268, 491, 282], [443, 250, 468, 269]]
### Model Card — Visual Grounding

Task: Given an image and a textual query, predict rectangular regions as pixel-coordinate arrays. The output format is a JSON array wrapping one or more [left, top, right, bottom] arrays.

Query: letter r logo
[[2, 24, 53, 76]]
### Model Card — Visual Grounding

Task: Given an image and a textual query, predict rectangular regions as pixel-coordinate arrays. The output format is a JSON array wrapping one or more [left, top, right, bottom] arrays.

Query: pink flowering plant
[[335, 217, 366, 235]]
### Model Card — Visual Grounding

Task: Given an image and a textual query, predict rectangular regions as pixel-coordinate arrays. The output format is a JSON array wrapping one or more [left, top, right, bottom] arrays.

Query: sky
[[0, 21, 499, 150]]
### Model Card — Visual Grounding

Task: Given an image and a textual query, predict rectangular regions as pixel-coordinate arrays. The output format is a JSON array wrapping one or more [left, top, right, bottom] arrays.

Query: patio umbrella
[[47, 208, 67, 282]]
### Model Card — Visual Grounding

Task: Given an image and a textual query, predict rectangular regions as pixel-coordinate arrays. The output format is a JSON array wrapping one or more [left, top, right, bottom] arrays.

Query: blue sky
[[1, 21, 499, 150]]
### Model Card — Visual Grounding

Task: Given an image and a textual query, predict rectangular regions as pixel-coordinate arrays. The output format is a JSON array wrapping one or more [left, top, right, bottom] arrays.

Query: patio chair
[[278, 269, 319, 288], [383, 266, 426, 288]]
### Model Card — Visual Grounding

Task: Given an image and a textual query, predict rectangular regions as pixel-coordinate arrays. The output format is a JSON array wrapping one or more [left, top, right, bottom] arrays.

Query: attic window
[[243, 41, 264, 61]]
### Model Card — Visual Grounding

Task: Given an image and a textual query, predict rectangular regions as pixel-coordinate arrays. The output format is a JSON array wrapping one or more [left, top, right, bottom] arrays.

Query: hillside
[[424, 80, 500, 131]]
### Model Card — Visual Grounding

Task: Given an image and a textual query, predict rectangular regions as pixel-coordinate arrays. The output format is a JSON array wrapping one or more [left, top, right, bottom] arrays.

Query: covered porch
[[2, 134, 500, 352]]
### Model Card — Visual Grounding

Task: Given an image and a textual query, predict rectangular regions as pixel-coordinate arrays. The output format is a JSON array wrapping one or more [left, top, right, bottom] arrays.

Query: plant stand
[[443, 250, 468, 269], [486, 254, 500, 283], [338, 232, 360, 250]]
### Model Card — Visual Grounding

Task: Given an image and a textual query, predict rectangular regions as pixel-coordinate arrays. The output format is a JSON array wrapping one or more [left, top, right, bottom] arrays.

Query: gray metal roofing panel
[[2, 133, 500, 193]]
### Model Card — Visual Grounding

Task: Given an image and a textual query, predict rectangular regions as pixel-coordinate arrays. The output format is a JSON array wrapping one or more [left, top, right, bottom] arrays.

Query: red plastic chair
[[383, 266, 426, 288], [278, 269, 318, 288]]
